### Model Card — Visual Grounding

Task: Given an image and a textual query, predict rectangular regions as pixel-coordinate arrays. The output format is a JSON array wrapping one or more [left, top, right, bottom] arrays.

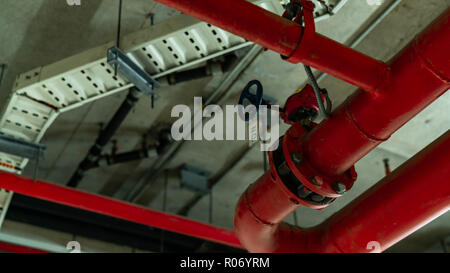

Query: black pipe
[[220, 54, 238, 72], [0, 64, 7, 87], [162, 54, 238, 86], [67, 88, 144, 188], [87, 147, 156, 169], [168, 66, 210, 85], [107, 149, 152, 165], [87, 128, 172, 170]]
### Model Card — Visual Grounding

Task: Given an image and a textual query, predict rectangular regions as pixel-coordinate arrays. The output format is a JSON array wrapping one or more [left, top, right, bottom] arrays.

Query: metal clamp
[[107, 46, 160, 98], [180, 164, 211, 195], [0, 135, 45, 161], [282, 0, 317, 63]]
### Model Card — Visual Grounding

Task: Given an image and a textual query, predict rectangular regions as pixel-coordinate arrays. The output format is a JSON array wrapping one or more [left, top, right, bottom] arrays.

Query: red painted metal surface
[[154, 0, 388, 92], [281, 85, 323, 124], [156, 0, 450, 252], [317, 130, 450, 253], [304, 9, 450, 176], [0, 241, 49, 253], [0, 174, 242, 249], [236, 8, 450, 252], [152, 0, 449, 253], [235, 130, 450, 252], [157, 0, 449, 175]]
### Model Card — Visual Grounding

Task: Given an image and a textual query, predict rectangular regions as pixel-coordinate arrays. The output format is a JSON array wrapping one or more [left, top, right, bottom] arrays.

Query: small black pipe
[[87, 148, 154, 170], [168, 66, 209, 85], [85, 128, 172, 171], [108, 149, 150, 165], [0, 64, 7, 87], [220, 54, 238, 72], [164, 54, 238, 86], [67, 88, 143, 188], [97, 88, 143, 146]]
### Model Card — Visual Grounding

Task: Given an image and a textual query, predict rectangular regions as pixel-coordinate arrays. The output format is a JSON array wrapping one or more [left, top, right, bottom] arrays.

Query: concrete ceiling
[[0, 0, 449, 252]]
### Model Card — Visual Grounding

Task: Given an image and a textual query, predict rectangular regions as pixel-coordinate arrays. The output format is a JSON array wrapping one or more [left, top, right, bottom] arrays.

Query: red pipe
[[157, 1, 450, 176], [0, 174, 242, 249], [235, 130, 450, 252], [0, 241, 49, 253], [157, 0, 450, 252], [155, 0, 388, 92], [234, 9, 450, 252], [303, 9, 450, 175]]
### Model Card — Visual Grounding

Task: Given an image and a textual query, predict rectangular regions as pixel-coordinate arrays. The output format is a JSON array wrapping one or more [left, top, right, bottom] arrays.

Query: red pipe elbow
[[235, 131, 450, 253]]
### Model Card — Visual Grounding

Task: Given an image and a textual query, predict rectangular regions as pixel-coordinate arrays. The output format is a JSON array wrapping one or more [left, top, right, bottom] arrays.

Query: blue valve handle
[[238, 80, 264, 122]]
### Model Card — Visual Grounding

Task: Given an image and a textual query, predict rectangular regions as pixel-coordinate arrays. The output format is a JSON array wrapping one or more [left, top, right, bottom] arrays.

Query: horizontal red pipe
[[303, 8, 450, 175], [235, 130, 450, 252], [0, 241, 49, 253], [155, 0, 388, 92], [157, 0, 300, 56], [0, 173, 242, 249]]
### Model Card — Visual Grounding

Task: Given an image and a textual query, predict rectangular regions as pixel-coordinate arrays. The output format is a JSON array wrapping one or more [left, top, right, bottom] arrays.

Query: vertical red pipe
[[235, 130, 450, 252], [154, 0, 388, 91]]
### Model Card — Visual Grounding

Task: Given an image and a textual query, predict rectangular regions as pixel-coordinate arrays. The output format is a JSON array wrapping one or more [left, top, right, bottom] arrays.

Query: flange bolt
[[333, 182, 346, 194], [291, 152, 302, 165]]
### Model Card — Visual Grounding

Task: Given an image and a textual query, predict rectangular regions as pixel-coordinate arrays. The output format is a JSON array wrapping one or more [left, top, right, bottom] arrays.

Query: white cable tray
[[0, 0, 284, 174]]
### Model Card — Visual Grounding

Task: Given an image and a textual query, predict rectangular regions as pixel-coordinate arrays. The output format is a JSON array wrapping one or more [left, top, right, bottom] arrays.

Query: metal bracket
[[107, 46, 160, 98], [0, 136, 45, 181], [0, 135, 45, 160], [180, 164, 211, 195], [282, 0, 317, 62]]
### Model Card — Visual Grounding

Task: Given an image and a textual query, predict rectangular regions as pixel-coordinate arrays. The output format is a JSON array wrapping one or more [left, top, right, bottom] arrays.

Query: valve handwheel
[[238, 80, 264, 121]]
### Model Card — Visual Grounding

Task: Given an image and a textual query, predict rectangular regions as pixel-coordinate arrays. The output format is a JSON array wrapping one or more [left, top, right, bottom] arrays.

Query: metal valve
[[281, 84, 325, 128], [238, 80, 265, 122]]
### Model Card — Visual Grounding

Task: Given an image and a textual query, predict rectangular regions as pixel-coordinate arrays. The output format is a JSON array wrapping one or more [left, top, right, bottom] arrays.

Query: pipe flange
[[283, 123, 357, 202], [268, 140, 331, 210]]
